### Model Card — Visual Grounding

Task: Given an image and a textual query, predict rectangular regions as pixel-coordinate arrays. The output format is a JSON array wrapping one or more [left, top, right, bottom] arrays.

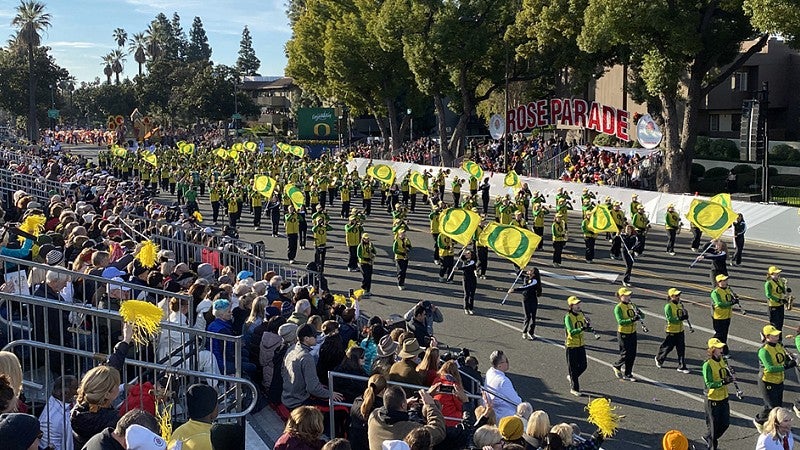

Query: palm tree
[[110, 49, 126, 84], [11, 0, 51, 142], [144, 24, 162, 61], [101, 53, 114, 84], [112, 27, 127, 48], [129, 32, 147, 76]]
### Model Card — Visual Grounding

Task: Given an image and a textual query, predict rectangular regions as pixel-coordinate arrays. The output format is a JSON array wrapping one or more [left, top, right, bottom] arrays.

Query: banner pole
[[501, 270, 525, 305], [448, 245, 469, 281]]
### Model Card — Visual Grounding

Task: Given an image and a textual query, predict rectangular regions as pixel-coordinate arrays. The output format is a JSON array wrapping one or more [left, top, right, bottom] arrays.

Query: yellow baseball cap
[[715, 274, 729, 283], [567, 296, 581, 306], [763, 325, 782, 336], [768, 266, 782, 275], [667, 288, 682, 297], [707, 338, 726, 349], [361, 233, 370, 239], [617, 287, 632, 296]]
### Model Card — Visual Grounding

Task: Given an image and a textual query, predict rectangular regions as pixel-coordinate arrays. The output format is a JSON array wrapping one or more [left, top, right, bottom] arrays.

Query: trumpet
[[633, 304, 649, 333], [723, 356, 744, 399]]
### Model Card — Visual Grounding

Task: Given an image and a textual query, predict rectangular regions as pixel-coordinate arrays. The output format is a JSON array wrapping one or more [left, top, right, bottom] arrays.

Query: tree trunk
[[657, 91, 688, 193], [434, 94, 450, 165], [385, 98, 402, 153], [372, 112, 390, 157], [138, 62, 143, 76], [27, 43, 37, 142]]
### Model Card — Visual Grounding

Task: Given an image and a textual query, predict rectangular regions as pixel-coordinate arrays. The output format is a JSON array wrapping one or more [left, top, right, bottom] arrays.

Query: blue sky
[[0, 0, 290, 83]]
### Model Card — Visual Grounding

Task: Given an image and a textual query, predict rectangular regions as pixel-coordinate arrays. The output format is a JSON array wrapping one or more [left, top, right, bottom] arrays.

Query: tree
[[112, 27, 127, 48], [186, 16, 212, 62], [0, 45, 68, 129], [236, 26, 260, 76], [170, 12, 187, 60], [744, 0, 800, 47], [110, 49, 126, 84], [101, 53, 113, 84], [11, 0, 51, 141], [129, 32, 147, 76]]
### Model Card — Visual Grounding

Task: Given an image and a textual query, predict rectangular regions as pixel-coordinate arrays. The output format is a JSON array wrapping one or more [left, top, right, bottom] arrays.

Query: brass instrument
[[583, 312, 601, 340], [781, 277, 795, 311]]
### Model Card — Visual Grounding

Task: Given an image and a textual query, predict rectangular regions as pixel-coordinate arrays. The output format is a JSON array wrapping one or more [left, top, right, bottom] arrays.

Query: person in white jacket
[[756, 407, 794, 450], [484, 350, 522, 420]]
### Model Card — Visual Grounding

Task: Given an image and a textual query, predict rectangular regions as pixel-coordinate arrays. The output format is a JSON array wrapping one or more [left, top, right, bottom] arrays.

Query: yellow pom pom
[[157, 402, 173, 442], [135, 241, 159, 269], [119, 300, 164, 345], [586, 397, 620, 438], [333, 294, 348, 306], [18, 214, 45, 238], [192, 211, 203, 223], [346, 340, 359, 351], [352, 289, 365, 301]]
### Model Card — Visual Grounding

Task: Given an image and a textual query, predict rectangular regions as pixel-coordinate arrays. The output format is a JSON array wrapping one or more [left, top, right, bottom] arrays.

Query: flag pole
[[690, 240, 713, 268], [501, 270, 525, 305], [448, 245, 469, 281]]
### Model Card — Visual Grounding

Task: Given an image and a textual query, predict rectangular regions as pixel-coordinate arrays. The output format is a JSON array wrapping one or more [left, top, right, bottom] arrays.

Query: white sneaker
[[522, 332, 532, 340], [654, 357, 663, 368], [288, 260, 295, 265], [613, 366, 623, 379], [465, 309, 470, 315], [669, 252, 676, 256], [398, 285, 404, 291], [570, 389, 582, 397], [677, 367, 690, 374], [254, 226, 259, 230], [622, 375, 636, 382], [793, 404, 800, 419]]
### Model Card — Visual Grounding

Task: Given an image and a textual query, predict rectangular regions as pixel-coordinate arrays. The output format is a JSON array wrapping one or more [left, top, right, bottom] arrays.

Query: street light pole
[[407, 108, 413, 142], [503, 46, 509, 171], [49, 84, 55, 131]]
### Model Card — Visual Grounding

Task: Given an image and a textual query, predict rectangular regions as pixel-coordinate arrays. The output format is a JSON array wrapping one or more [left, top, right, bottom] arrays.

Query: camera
[[441, 347, 470, 366], [438, 384, 455, 394]]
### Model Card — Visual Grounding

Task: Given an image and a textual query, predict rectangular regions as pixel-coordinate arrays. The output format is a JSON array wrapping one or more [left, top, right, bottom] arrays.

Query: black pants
[[363, 198, 371, 215], [341, 201, 350, 218], [533, 227, 544, 250], [396, 259, 408, 287], [360, 263, 373, 292], [463, 277, 476, 310], [314, 246, 327, 271], [432, 233, 440, 262], [522, 297, 538, 335], [402, 191, 409, 205], [566, 347, 587, 391], [584, 237, 595, 261], [610, 235, 621, 258], [482, 196, 489, 214], [287, 234, 298, 261], [440, 255, 454, 279], [253, 206, 262, 227], [552, 241, 565, 264], [622, 252, 634, 283], [348, 246, 358, 270], [299, 223, 307, 248], [755, 379, 784, 424], [769, 305, 785, 332], [328, 188, 335, 206], [477, 247, 489, 277], [705, 398, 730, 450], [635, 232, 646, 254], [712, 318, 731, 355], [666, 229, 677, 252], [410, 194, 417, 211], [453, 192, 460, 206], [229, 212, 238, 228], [614, 332, 637, 377], [320, 191, 327, 209], [656, 332, 686, 367], [692, 228, 702, 250], [211, 201, 220, 223], [733, 235, 744, 264], [271, 215, 280, 236]]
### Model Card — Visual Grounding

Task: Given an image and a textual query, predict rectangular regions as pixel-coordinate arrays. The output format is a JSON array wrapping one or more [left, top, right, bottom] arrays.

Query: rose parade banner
[[506, 98, 631, 141]]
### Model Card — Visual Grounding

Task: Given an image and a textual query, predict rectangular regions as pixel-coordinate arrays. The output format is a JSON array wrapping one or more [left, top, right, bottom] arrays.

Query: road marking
[[541, 269, 620, 282]]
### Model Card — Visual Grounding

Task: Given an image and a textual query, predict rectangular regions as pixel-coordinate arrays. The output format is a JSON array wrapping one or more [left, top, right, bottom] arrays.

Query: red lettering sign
[[616, 109, 629, 141], [601, 105, 616, 135], [516, 105, 527, 132], [587, 102, 601, 131], [561, 99, 573, 126], [506, 108, 516, 134], [573, 99, 588, 128], [504, 98, 630, 140], [536, 100, 549, 128], [526, 103, 537, 130], [550, 98, 563, 124]]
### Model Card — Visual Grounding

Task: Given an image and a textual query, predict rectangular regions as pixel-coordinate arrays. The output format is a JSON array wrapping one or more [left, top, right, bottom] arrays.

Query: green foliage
[[704, 167, 731, 179], [744, 0, 800, 47], [709, 139, 740, 161], [731, 164, 755, 174], [71, 79, 137, 122], [690, 163, 705, 181], [186, 16, 212, 63], [236, 26, 260, 76], [771, 144, 800, 163], [0, 46, 68, 124], [593, 133, 614, 146]]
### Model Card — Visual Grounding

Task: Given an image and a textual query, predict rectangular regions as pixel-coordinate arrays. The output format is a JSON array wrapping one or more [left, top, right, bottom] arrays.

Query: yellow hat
[[667, 203, 675, 209], [715, 274, 729, 282], [707, 338, 726, 349], [667, 288, 682, 297], [582, 187, 589, 192], [567, 296, 581, 306], [498, 416, 524, 441], [763, 325, 782, 336], [617, 287, 632, 296], [361, 233, 370, 239], [632, 194, 638, 199], [768, 266, 782, 275], [662, 430, 689, 450]]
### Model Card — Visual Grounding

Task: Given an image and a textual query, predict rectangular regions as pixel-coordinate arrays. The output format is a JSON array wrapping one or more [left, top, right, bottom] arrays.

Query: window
[[731, 114, 741, 133], [709, 114, 720, 132], [732, 71, 748, 92]]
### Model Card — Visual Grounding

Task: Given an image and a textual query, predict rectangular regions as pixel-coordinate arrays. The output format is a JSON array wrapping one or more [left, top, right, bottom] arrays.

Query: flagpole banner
[[461, 160, 484, 181], [284, 183, 305, 209], [478, 222, 541, 269], [297, 108, 338, 141], [685, 199, 737, 239], [367, 164, 396, 186], [504, 170, 521, 188], [587, 204, 619, 234], [709, 193, 732, 209], [409, 171, 429, 195], [439, 208, 480, 246], [253, 175, 277, 198]]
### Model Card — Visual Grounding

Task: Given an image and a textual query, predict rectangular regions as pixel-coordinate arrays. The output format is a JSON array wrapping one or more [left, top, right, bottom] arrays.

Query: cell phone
[[349, 288, 354, 297], [439, 384, 455, 394]]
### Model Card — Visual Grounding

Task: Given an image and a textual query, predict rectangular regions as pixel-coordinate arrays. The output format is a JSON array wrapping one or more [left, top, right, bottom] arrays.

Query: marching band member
[[429, 204, 442, 266], [655, 288, 690, 373], [551, 214, 567, 268], [754, 325, 795, 431], [619, 225, 639, 287], [564, 296, 590, 397], [357, 233, 376, 298], [455, 249, 478, 315], [612, 287, 641, 382], [581, 210, 596, 263], [702, 338, 733, 450], [530, 202, 549, 251], [664, 204, 681, 255], [711, 274, 737, 356], [476, 217, 489, 279], [765, 266, 791, 333], [437, 234, 455, 283], [508, 268, 542, 340], [393, 229, 411, 290], [631, 205, 650, 256]]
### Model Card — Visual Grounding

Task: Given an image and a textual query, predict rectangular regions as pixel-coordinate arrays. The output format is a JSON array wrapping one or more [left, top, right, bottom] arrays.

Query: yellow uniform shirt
[[169, 419, 213, 450], [614, 302, 637, 334], [702, 358, 730, 401], [564, 312, 586, 348]]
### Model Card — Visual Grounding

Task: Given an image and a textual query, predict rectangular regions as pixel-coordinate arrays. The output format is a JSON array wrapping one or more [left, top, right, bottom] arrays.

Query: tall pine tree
[[187, 16, 212, 62], [171, 12, 187, 60], [236, 26, 260, 76]]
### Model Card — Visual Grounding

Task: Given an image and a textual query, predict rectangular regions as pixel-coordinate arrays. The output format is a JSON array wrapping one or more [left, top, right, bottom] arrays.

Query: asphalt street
[[69, 145, 799, 449]]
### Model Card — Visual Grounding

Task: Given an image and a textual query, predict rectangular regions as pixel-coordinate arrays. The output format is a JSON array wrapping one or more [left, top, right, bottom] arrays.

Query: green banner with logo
[[297, 108, 338, 140]]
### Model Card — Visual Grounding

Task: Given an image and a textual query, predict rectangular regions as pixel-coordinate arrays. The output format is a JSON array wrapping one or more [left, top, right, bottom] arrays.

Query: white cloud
[[49, 41, 112, 49]]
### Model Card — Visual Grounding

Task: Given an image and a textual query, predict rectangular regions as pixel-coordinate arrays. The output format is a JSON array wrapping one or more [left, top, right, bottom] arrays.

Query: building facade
[[240, 76, 300, 132]]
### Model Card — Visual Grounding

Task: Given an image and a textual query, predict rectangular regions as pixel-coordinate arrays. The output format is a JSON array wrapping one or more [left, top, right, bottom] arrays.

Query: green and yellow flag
[[228, 148, 240, 161], [409, 171, 428, 195], [709, 193, 732, 209], [461, 160, 484, 181], [244, 141, 258, 152], [685, 198, 737, 239], [214, 147, 229, 160], [587, 204, 619, 234], [504, 170, 521, 189], [284, 183, 305, 209], [367, 164, 396, 186], [110, 145, 127, 157], [231, 142, 244, 152], [279, 143, 305, 158], [253, 175, 277, 198], [141, 151, 158, 167], [178, 142, 195, 155], [478, 222, 541, 268], [439, 208, 481, 246]]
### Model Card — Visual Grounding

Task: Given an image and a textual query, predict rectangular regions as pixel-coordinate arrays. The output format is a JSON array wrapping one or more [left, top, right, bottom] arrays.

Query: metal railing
[[0, 168, 75, 207], [770, 185, 800, 206]]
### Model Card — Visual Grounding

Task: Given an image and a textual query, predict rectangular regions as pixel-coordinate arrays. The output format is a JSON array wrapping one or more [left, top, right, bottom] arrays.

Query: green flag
[[709, 193, 732, 209], [439, 208, 481, 246], [409, 171, 428, 195], [587, 204, 619, 234], [478, 222, 541, 268], [367, 164, 396, 186], [253, 175, 277, 198], [504, 170, 521, 188], [284, 183, 305, 209], [685, 199, 737, 239], [461, 160, 484, 181]]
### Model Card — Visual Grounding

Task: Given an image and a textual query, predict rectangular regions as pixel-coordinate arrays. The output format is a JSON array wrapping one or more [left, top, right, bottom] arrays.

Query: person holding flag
[[765, 266, 791, 333], [508, 268, 542, 340], [357, 233, 376, 298], [455, 249, 478, 315], [551, 214, 567, 268], [393, 229, 412, 290], [564, 296, 590, 397], [655, 288, 690, 373], [664, 204, 681, 255], [695, 240, 729, 287]]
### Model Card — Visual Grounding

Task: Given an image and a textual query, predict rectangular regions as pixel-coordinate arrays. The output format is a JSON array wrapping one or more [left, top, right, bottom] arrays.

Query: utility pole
[[761, 81, 770, 202]]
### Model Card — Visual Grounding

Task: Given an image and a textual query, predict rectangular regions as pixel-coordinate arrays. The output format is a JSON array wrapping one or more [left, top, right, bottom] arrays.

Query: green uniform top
[[357, 242, 376, 265], [437, 235, 454, 257], [469, 177, 478, 190], [393, 237, 412, 260], [630, 200, 642, 216], [614, 302, 639, 334], [581, 219, 596, 238], [564, 311, 586, 348], [429, 211, 441, 234], [552, 222, 567, 242], [664, 301, 684, 334], [452, 180, 462, 193], [611, 209, 626, 227], [498, 204, 515, 225], [765, 278, 787, 308], [711, 287, 734, 320], [285, 212, 299, 235], [665, 211, 681, 229], [531, 207, 549, 228], [312, 223, 332, 247], [702, 357, 729, 401], [362, 183, 373, 199], [632, 212, 649, 230], [758, 342, 788, 384], [344, 223, 362, 246]]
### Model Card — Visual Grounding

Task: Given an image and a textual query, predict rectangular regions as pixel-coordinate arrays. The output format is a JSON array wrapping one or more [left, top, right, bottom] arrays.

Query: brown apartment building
[[240, 76, 300, 132]]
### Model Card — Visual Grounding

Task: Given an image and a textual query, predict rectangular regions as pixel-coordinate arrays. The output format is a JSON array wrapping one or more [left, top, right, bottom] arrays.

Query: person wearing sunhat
[[564, 296, 589, 397], [702, 338, 732, 450], [765, 266, 791, 333], [357, 233, 376, 298], [612, 287, 641, 382], [711, 274, 737, 356], [664, 204, 682, 256], [754, 324, 796, 430], [388, 338, 425, 387], [655, 288, 690, 373]]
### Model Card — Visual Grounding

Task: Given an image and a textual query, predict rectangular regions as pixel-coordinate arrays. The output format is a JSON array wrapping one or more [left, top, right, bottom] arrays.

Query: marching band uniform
[[655, 288, 690, 373], [703, 338, 732, 450], [754, 325, 794, 427], [612, 288, 640, 381], [765, 266, 790, 333], [664, 204, 681, 255], [393, 230, 411, 290], [711, 274, 736, 356], [564, 296, 589, 397]]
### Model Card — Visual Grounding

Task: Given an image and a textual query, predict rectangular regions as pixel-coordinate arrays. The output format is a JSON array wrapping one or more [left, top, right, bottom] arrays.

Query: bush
[[695, 136, 711, 158], [731, 164, 755, 174], [691, 163, 706, 181], [705, 167, 730, 179], [770, 174, 800, 187], [709, 139, 740, 160], [771, 144, 800, 163], [593, 134, 614, 146]]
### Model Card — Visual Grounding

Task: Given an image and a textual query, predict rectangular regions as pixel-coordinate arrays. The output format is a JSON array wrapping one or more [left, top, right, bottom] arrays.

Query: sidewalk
[[247, 407, 288, 449]]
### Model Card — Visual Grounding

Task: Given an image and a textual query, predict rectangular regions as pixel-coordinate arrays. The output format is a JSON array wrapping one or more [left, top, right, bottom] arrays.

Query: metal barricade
[[0, 168, 75, 207]]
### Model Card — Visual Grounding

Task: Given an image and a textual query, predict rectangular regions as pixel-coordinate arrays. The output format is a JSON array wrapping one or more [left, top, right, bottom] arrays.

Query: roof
[[241, 76, 296, 91]]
